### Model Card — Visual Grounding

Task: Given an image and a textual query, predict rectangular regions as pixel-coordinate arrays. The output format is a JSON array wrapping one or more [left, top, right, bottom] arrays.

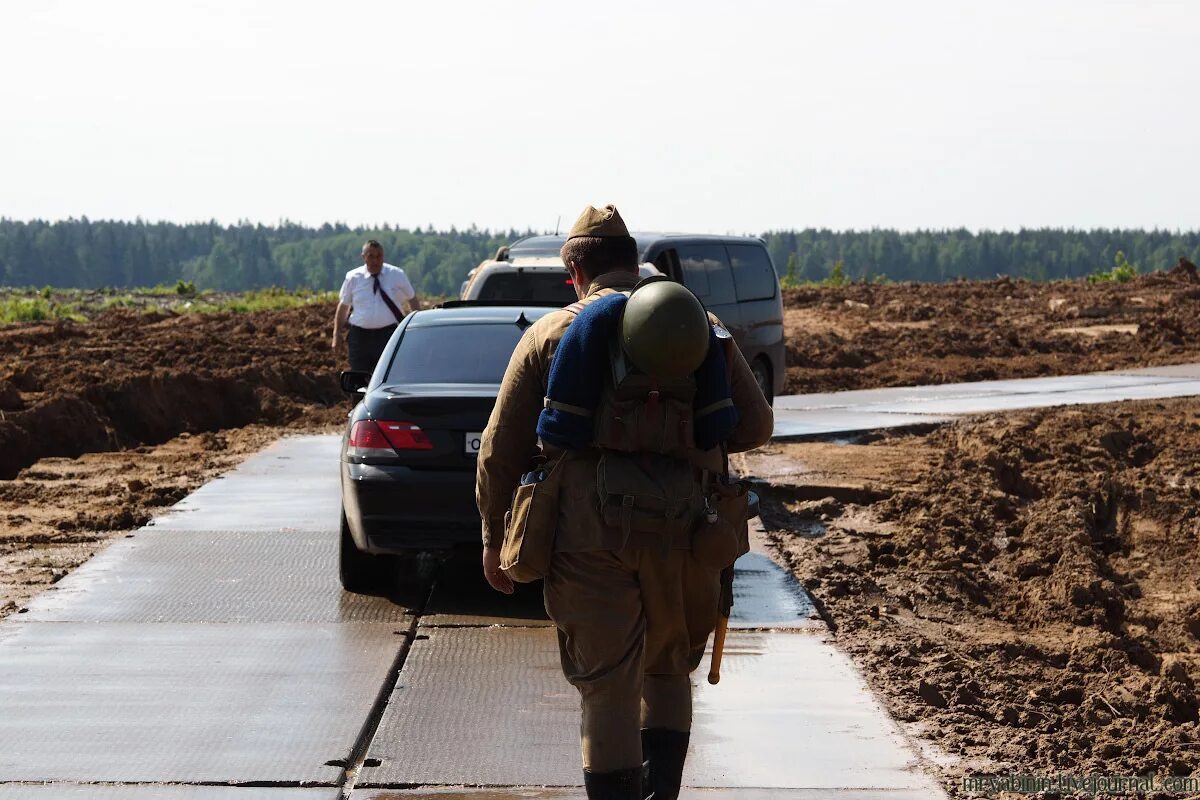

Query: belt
[[349, 323, 398, 331]]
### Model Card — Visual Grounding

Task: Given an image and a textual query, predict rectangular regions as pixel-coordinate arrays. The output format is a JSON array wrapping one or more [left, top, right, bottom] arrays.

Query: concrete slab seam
[[339, 586, 433, 800]]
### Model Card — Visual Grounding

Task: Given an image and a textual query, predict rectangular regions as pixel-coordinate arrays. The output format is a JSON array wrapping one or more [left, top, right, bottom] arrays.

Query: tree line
[[761, 228, 1200, 283], [2, 218, 1198, 294]]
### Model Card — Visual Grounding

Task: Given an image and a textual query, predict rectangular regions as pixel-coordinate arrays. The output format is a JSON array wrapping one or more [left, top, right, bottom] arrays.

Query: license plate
[[464, 432, 483, 455]]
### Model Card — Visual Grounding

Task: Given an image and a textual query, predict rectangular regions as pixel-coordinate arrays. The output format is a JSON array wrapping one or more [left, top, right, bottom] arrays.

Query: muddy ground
[[783, 271, 1200, 393], [0, 304, 346, 480], [2, 274, 1199, 793], [749, 396, 1200, 797]]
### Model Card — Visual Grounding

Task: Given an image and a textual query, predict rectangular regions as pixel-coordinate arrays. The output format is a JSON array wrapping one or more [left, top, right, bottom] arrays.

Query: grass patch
[[0, 296, 53, 323], [0, 286, 337, 323]]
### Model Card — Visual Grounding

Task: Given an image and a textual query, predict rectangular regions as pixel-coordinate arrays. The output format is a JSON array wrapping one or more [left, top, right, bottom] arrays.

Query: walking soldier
[[476, 205, 774, 799]]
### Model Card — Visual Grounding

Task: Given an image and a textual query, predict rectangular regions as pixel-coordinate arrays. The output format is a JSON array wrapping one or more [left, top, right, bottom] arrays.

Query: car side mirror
[[339, 370, 370, 395]]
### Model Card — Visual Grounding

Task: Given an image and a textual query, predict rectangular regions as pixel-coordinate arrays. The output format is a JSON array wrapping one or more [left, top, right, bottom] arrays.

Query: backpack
[[564, 297, 706, 549]]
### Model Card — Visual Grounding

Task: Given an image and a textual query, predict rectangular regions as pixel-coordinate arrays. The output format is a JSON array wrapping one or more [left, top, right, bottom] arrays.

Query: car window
[[677, 245, 735, 305], [476, 270, 577, 303], [727, 244, 778, 302], [385, 324, 525, 384]]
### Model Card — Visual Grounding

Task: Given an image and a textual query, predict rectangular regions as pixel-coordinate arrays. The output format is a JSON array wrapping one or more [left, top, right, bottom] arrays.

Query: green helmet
[[620, 277, 710, 379]]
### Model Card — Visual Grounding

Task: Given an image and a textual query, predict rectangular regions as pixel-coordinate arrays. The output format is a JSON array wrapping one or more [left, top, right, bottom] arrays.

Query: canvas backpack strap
[[695, 396, 735, 420], [543, 397, 592, 417]]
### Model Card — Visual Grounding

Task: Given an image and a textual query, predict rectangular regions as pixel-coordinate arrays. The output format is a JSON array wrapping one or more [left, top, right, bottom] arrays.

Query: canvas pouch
[[597, 451, 701, 547], [691, 479, 752, 570], [500, 456, 564, 583]]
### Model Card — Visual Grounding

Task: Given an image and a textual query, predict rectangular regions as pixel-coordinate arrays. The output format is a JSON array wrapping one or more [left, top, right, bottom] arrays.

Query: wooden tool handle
[[708, 614, 730, 685]]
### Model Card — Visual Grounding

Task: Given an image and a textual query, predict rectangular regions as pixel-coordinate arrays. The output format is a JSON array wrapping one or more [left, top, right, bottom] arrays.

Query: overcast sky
[[1, 0, 1196, 233]]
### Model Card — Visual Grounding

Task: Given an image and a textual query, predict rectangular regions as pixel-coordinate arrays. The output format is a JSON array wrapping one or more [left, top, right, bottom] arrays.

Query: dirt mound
[[1170, 257, 1199, 282], [0, 304, 345, 479], [765, 398, 1200, 792], [782, 274, 1200, 393]]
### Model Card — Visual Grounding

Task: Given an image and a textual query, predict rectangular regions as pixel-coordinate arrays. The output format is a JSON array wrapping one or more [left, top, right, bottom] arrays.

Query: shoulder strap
[[563, 288, 632, 317]]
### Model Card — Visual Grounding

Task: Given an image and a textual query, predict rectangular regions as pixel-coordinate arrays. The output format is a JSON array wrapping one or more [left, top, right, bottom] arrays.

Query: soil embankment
[[756, 398, 1200, 795], [783, 273, 1200, 393], [0, 305, 345, 480]]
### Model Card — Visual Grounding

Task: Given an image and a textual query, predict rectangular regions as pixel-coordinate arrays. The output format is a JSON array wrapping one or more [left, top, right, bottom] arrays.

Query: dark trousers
[[347, 324, 397, 373]]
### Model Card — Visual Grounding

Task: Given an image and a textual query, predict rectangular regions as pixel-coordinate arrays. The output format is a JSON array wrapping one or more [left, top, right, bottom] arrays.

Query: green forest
[[1, 218, 1198, 295]]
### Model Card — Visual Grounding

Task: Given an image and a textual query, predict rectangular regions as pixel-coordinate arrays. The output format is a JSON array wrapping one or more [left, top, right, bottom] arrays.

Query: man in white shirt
[[332, 239, 423, 372]]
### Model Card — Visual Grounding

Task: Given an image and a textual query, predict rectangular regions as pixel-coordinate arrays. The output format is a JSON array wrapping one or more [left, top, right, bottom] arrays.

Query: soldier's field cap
[[567, 204, 630, 239]]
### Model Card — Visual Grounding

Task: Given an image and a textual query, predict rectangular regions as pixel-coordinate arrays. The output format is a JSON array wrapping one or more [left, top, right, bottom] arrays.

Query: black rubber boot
[[583, 766, 644, 800], [640, 728, 691, 800]]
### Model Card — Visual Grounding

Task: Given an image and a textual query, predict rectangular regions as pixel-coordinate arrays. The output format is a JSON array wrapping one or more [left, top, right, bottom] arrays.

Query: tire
[[751, 357, 774, 406], [339, 511, 394, 595]]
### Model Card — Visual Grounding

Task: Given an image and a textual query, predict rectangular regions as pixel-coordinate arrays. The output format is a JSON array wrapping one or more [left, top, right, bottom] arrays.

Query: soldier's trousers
[[543, 546, 721, 772]]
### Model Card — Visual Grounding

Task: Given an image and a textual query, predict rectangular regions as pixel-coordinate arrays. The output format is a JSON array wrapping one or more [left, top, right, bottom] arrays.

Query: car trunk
[[361, 384, 501, 469]]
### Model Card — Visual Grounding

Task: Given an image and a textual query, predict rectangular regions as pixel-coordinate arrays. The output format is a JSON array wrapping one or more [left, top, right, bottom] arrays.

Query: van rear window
[[678, 245, 736, 306], [728, 245, 778, 301], [477, 271, 577, 303]]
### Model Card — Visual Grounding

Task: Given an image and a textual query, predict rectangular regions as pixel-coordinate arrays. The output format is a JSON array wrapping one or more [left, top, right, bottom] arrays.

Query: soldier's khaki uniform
[[477, 270, 774, 773]]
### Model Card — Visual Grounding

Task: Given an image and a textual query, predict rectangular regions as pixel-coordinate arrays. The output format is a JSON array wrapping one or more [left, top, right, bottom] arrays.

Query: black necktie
[[372, 273, 405, 324]]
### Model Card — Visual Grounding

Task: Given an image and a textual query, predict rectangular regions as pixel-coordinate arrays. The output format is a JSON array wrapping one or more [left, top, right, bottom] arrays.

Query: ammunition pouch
[[690, 478, 752, 570], [596, 451, 702, 551], [500, 456, 564, 583]]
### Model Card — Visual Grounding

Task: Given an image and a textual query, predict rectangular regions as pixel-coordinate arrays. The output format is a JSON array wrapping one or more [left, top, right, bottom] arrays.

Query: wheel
[[751, 357, 774, 406], [339, 511, 394, 595]]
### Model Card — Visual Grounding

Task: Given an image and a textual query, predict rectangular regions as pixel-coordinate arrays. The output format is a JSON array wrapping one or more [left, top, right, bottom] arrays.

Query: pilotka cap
[[567, 204, 631, 239]]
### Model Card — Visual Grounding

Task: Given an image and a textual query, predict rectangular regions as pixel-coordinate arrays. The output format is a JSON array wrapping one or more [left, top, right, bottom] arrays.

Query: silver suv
[[461, 254, 661, 305], [462, 233, 785, 403]]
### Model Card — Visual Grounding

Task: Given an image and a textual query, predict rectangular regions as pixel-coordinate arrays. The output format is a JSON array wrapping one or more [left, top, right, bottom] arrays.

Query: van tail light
[[348, 419, 433, 456]]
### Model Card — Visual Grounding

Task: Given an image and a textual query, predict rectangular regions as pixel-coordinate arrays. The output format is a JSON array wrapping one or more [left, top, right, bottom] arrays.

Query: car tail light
[[376, 420, 433, 451], [348, 419, 433, 457]]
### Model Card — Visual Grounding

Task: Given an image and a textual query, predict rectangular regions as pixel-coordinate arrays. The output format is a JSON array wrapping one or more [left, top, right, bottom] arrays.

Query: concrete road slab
[[0, 789, 341, 800], [354, 790, 935, 799], [773, 371, 1175, 411], [688, 632, 934, 790], [152, 435, 341, 532], [0, 621, 401, 784], [420, 545, 818, 631], [362, 627, 578, 788], [870, 378, 1200, 415], [421, 556, 552, 628], [18, 529, 415, 624], [772, 410, 950, 440], [361, 628, 938, 793], [772, 363, 1200, 439], [774, 383, 1013, 411], [729, 551, 821, 630]]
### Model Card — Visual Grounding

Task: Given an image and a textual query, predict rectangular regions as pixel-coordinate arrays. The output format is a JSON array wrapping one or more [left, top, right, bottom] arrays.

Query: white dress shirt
[[339, 264, 416, 329]]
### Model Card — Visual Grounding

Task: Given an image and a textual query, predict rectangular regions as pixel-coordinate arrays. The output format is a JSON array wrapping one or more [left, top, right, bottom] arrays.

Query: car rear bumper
[[341, 461, 481, 553]]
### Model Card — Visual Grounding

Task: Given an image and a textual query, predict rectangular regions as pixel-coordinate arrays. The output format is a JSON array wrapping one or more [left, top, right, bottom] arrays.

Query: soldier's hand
[[482, 546, 514, 594]]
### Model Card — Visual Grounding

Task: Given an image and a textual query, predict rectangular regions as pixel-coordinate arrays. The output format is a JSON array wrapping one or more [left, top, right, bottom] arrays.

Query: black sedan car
[[338, 302, 554, 593]]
